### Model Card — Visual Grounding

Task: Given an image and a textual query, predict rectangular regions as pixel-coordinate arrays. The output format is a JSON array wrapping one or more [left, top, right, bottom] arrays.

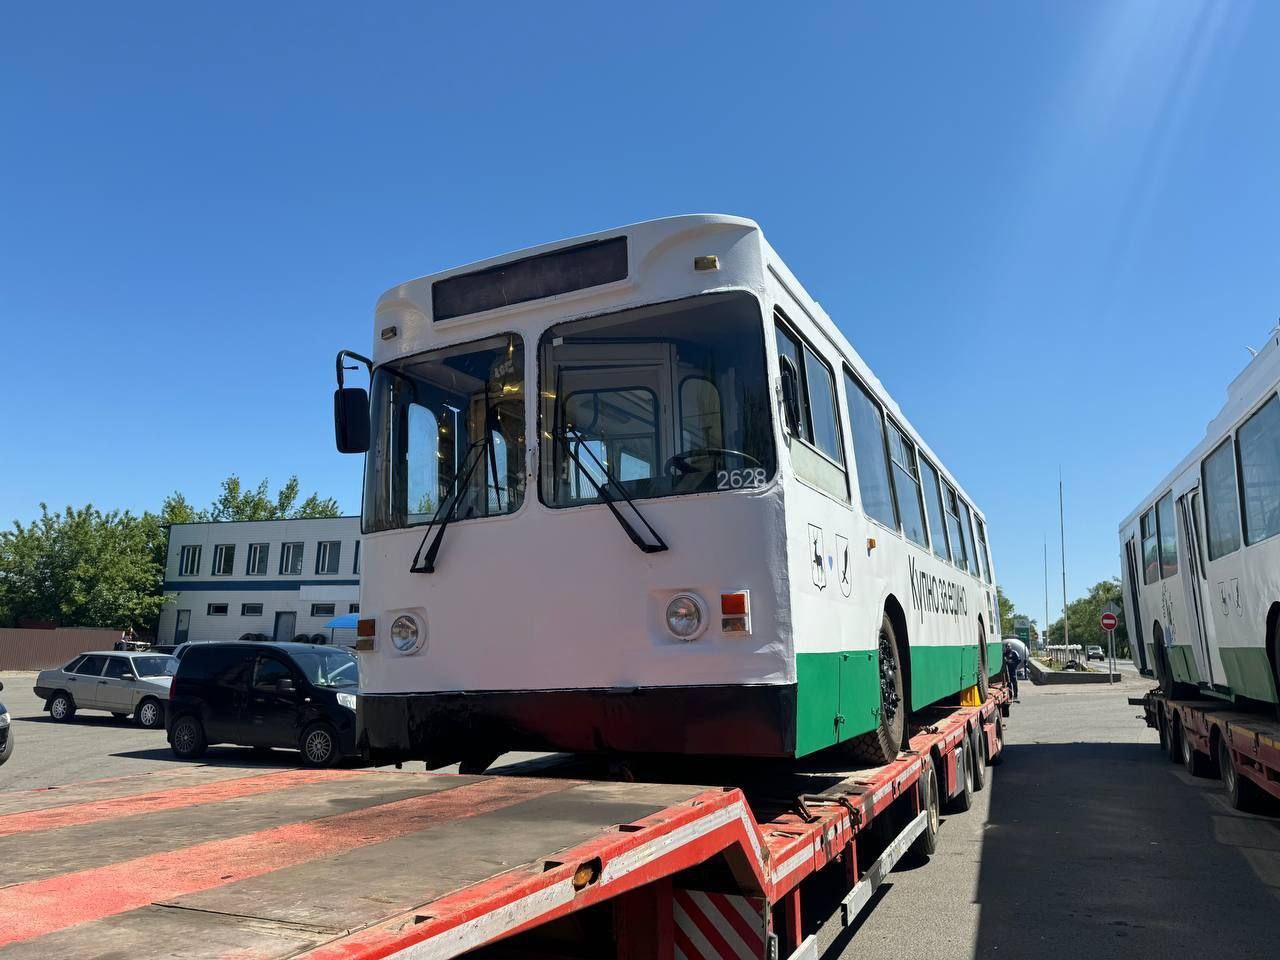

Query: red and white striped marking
[[673, 889, 767, 959]]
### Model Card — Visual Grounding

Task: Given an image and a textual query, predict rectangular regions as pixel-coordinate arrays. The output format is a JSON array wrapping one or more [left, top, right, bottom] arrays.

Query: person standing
[[1003, 644, 1021, 701]]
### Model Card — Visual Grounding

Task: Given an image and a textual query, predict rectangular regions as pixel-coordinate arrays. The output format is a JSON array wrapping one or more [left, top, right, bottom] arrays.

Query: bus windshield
[[364, 333, 525, 533], [539, 291, 775, 507]]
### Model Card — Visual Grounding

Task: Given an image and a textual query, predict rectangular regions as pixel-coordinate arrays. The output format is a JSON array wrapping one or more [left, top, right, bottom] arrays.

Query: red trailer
[[1143, 691, 1280, 812], [0, 687, 1009, 960]]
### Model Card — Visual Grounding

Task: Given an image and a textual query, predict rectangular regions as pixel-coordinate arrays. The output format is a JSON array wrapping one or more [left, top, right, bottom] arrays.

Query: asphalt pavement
[[834, 672, 1278, 960]]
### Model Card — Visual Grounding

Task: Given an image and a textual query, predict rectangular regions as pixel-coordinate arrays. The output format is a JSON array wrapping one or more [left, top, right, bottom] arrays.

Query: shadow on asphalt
[[973, 740, 1279, 959]]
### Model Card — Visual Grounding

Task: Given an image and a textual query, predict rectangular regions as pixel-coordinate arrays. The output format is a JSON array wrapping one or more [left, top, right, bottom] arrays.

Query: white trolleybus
[[334, 214, 1002, 769], [1120, 329, 1280, 712]]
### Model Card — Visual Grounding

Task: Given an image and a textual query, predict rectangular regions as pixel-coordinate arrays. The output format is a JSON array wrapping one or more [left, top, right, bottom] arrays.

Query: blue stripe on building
[[163, 579, 360, 592]]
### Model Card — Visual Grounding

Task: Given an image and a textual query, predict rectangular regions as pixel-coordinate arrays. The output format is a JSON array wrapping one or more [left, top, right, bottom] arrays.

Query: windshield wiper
[[555, 427, 668, 554], [410, 437, 492, 573]]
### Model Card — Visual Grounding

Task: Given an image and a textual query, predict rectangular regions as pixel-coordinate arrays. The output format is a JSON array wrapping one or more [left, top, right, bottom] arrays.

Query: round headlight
[[665, 594, 705, 640], [390, 615, 420, 653]]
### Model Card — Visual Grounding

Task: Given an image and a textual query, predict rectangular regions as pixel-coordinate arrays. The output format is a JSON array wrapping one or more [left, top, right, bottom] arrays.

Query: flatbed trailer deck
[[1143, 690, 1280, 811], [0, 685, 1009, 960]]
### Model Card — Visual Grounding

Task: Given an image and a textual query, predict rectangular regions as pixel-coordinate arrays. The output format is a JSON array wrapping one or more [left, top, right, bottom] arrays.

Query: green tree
[[1045, 578, 1129, 657], [997, 587, 1039, 643], [0, 504, 168, 630], [161, 475, 340, 523]]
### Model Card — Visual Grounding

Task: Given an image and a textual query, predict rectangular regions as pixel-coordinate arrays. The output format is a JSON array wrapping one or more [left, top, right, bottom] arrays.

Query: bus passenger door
[[1176, 490, 1219, 687], [1122, 537, 1150, 675]]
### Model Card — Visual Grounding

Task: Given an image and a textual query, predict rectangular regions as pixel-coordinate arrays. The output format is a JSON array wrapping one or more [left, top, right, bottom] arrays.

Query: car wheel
[[135, 698, 164, 730], [170, 715, 207, 759], [300, 721, 341, 768], [48, 692, 76, 722]]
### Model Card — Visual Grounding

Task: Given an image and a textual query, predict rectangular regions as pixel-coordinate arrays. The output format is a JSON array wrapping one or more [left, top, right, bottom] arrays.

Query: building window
[[844, 370, 896, 528], [246, 542, 269, 576], [280, 542, 304, 576], [179, 544, 201, 577], [311, 603, 336, 617], [207, 603, 228, 616], [353, 541, 361, 575], [1202, 437, 1241, 560], [212, 544, 235, 576], [1140, 507, 1159, 584], [241, 603, 263, 616], [349, 603, 360, 614], [919, 458, 951, 562], [1237, 394, 1280, 546], [1156, 491, 1178, 578], [886, 420, 927, 548], [316, 541, 341, 575]]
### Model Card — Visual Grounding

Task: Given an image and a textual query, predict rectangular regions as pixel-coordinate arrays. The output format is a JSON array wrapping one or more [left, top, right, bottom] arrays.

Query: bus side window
[[1140, 507, 1159, 583], [1237, 393, 1280, 546], [774, 311, 848, 501], [843, 369, 897, 529], [943, 483, 970, 572], [1202, 436, 1241, 559]]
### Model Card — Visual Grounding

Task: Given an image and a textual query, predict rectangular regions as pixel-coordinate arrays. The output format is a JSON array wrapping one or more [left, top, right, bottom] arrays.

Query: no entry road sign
[[1100, 612, 1118, 631]]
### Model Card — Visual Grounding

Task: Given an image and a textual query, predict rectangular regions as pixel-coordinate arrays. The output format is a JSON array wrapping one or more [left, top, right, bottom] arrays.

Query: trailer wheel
[[905, 760, 941, 865], [1166, 713, 1183, 764], [846, 614, 906, 766], [970, 724, 987, 790], [1181, 726, 1211, 777], [986, 714, 1005, 766], [947, 738, 975, 813], [1218, 737, 1262, 812], [1157, 709, 1169, 754]]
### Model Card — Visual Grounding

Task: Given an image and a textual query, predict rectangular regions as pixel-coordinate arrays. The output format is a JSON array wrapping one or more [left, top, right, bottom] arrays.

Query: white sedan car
[[35, 651, 177, 728]]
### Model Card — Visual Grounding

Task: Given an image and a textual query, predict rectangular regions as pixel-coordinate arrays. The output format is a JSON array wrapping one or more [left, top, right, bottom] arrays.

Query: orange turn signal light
[[357, 618, 377, 638], [720, 592, 749, 616]]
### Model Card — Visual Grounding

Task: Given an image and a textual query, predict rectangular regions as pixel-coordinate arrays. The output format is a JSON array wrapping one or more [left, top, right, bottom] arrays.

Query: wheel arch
[[883, 593, 913, 712]]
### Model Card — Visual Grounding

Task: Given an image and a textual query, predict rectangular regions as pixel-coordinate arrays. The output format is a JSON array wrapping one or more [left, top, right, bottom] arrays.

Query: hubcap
[[52, 699, 66, 718], [175, 723, 194, 752], [306, 731, 332, 763], [878, 631, 900, 723], [141, 703, 158, 726]]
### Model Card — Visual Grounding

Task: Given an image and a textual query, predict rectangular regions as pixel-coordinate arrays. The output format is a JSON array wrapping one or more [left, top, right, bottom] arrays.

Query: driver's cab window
[[253, 657, 293, 689], [406, 404, 440, 519], [680, 377, 723, 451], [774, 310, 849, 502], [565, 388, 658, 499]]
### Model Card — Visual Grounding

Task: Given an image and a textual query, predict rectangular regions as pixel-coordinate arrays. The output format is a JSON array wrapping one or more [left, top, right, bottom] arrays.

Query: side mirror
[[276, 677, 296, 693], [334, 387, 370, 454], [121, 673, 135, 681], [778, 358, 801, 437]]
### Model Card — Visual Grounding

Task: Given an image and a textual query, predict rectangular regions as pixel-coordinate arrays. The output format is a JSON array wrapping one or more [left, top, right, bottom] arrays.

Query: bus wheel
[[976, 623, 990, 701], [846, 614, 906, 766]]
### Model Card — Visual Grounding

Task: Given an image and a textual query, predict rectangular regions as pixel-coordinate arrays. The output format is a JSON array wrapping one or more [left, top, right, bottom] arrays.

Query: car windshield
[[132, 656, 178, 677], [291, 650, 359, 688], [539, 291, 775, 506]]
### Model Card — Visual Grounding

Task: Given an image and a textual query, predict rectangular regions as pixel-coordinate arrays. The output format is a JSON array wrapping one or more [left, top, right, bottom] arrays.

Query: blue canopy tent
[[323, 613, 359, 646]]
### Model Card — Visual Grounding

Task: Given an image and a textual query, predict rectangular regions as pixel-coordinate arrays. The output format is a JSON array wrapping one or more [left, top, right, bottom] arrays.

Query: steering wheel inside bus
[[665, 448, 761, 478]]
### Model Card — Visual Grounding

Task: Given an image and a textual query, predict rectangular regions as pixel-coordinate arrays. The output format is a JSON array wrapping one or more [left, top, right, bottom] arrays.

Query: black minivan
[[167, 642, 359, 767]]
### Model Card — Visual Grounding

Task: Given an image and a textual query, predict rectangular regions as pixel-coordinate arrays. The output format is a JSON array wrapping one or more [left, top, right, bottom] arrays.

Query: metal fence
[[0, 628, 122, 671]]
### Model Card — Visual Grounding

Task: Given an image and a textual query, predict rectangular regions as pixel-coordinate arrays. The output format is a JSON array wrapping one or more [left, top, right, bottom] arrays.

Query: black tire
[[976, 622, 990, 701], [1181, 724, 1212, 777], [1167, 713, 1183, 764], [1157, 709, 1170, 754], [989, 714, 1005, 766], [135, 698, 164, 730], [48, 692, 76, 722], [970, 724, 987, 791], [846, 614, 906, 766], [904, 759, 941, 866], [1218, 736, 1261, 812], [300, 721, 341, 768], [947, 738, 976, 813], [170, 715, 208, 759]]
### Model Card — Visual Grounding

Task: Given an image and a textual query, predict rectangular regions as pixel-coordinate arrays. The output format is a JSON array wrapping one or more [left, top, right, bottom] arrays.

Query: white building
[[157, 517, 361, 645]]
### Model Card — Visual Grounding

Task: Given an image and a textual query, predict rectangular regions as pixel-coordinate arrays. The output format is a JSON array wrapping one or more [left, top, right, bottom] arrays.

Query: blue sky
[[2, 2, 1277, 626]]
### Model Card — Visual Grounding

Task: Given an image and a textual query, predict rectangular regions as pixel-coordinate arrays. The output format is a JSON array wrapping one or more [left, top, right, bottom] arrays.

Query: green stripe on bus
[[795, 643, 1000, 757], [1216, 647, 1278, 703]]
